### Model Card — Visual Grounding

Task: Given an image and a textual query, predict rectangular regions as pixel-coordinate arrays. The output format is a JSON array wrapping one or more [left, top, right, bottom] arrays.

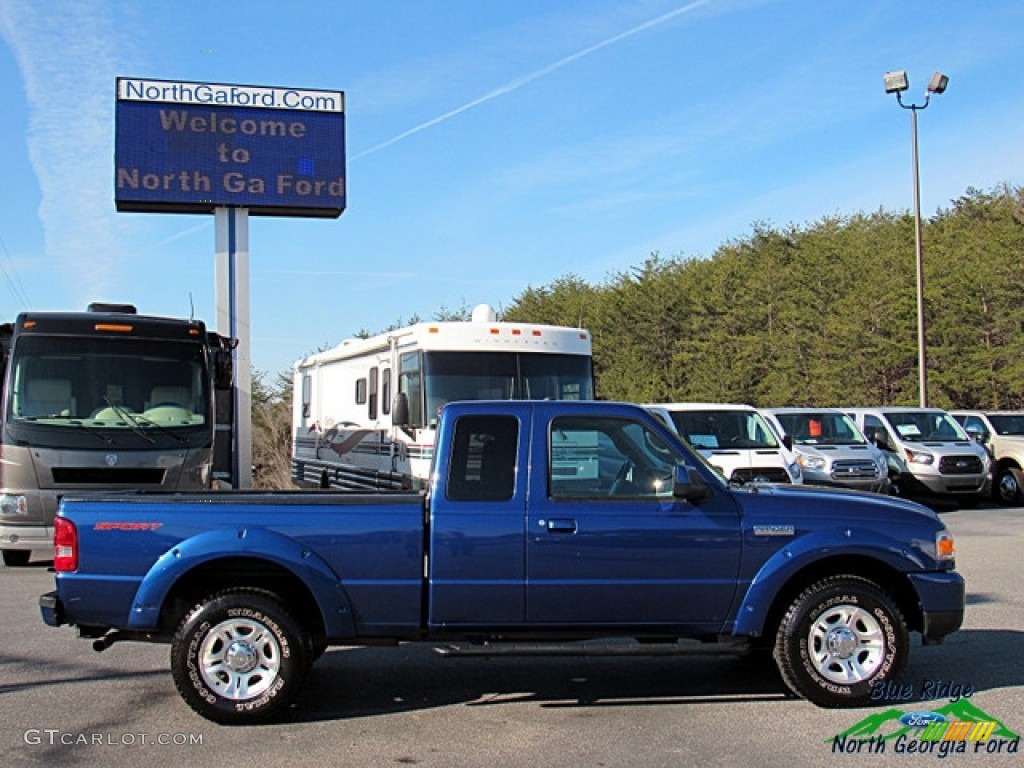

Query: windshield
[[417, 351, 593, 427], [986, 414, 1024, 436], [7, 335, 209, 429], [775, 411, 867, 446], [883, 410, 968, 442], [669, 409, 780, 450]]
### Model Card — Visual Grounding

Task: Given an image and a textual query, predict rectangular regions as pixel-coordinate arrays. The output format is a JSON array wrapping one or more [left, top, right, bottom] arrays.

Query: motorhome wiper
[[103, 399, 157, 444], [125, 411, 188, 445], [69, 420, 114, 445]]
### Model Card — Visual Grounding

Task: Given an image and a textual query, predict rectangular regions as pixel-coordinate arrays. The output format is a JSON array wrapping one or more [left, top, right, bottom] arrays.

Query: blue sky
[[1, 0, 1022, 378]]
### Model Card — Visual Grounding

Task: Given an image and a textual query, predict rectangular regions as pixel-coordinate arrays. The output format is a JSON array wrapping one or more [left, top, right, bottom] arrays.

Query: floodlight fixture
[[883, 70, 909, 94], [883, 68, 948, 407], [927, 72, 949, 94]]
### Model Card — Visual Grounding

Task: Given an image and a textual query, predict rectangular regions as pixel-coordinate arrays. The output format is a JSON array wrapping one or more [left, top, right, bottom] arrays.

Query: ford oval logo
[[899, 710, 946, 728], [105, 454, 118, 467]]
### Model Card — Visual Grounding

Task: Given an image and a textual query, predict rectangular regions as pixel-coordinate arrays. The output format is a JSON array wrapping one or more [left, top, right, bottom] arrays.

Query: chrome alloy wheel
[[200, 617, 282, 700], [808, 604, 885, 684]]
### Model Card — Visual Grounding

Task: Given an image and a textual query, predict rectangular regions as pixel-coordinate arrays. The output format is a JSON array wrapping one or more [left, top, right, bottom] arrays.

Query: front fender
[[125, 527, 356, 639], [731, 527, 928, 637]]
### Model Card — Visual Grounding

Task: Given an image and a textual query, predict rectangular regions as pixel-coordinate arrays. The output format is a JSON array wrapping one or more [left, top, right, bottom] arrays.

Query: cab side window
[[446, 416, 518, 502], [549, 416, 676, 500]]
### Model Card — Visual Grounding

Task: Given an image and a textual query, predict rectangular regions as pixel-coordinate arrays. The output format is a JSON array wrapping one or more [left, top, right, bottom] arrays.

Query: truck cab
[[949, 409, 1024, 504]]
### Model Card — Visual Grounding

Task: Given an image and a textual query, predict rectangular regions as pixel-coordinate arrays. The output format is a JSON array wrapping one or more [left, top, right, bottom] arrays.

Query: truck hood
[[733, 481, 942, 527]]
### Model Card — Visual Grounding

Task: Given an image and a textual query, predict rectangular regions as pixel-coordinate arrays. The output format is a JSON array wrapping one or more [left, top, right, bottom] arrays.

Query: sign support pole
[[215, 206, 252, 489]]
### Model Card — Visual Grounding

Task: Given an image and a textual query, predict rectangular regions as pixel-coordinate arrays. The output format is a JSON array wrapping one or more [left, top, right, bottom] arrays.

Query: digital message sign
[[115, 78, 346, 218]]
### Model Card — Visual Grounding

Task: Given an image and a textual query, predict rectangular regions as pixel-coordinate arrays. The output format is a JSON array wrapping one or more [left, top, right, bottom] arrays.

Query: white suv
[[763, 408, 889, 494]]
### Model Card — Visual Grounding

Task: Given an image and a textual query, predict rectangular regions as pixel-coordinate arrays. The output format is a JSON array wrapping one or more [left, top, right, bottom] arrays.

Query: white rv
[[292, 305, 594, 490]]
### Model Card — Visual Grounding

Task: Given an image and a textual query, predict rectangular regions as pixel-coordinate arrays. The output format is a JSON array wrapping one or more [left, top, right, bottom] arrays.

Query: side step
[[433, 638, 749, 658]]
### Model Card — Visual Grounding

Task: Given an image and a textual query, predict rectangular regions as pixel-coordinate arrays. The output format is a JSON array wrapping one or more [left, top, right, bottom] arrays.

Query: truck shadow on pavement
[[289, 627, 1024, 723]]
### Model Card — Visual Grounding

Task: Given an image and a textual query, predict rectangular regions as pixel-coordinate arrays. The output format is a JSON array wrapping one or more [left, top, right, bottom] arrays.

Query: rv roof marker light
[[94, 323, 134, 333]]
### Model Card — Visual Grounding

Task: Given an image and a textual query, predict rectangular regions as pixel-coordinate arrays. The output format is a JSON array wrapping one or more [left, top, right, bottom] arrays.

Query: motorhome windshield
[[6, 335, 208, 428], [416, 351, 593, 428], [883, 410, 968, 442], [775, 411, 866, 446], [669, 409, 780, 450]]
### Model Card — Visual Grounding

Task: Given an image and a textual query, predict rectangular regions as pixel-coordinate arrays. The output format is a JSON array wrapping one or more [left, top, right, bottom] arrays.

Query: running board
[[432, 639, 749, 658]]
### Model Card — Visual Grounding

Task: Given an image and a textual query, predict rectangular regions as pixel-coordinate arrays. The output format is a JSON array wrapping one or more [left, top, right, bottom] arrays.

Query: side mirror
[[393, 392, 410, 427], [966, 426, 989, 444], [673, 464, 711, 503], [213, 348, 234, 390], [782, 434, 793, 451], [209, 334, 236, 390], [872, 429, 893, 452]]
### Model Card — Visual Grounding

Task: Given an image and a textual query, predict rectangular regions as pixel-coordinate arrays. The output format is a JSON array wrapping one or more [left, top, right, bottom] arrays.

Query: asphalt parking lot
[[1, 503, 1021, 768]]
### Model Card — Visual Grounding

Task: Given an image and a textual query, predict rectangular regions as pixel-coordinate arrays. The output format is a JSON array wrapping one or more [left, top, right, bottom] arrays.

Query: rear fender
[[125, 527, 356, 638], [731, 527, 926, 637]]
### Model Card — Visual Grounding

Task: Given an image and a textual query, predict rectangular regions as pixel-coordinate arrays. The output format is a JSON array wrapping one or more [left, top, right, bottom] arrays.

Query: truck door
[[427, 412, 526, 628], [526, 409, 742, 632]]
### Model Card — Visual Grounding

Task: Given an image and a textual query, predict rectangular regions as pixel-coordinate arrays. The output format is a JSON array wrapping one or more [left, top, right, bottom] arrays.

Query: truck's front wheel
[[773, 576, 907, 707], [994, 467, 1023, 505], [171, 589, 312, 725]]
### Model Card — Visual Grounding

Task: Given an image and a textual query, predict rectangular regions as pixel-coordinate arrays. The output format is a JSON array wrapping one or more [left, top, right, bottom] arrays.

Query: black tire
[[2, 550, 31, 567], [773, 575, 907, 707], [993, 467, 1023, 505], [171, 589, 312, 725]]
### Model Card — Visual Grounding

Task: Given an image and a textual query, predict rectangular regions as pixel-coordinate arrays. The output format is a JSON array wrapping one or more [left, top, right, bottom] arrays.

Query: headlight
[[935, 530, 955, 561], [797, 454, 826, 471], [905, 448, 935, 466]]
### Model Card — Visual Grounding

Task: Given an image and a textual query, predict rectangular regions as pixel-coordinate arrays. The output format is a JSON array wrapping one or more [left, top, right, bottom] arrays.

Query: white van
[[647, 402, 801, 485], [845, 407, 991, 504], [763, 408, 889, 494]]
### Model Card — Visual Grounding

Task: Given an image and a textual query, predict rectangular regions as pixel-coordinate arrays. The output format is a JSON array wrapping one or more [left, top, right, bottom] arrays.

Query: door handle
[[546, 518, 577, 534]]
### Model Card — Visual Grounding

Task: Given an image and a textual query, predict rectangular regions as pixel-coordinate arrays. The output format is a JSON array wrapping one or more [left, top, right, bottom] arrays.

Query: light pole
[[884, 70, 948, 407]]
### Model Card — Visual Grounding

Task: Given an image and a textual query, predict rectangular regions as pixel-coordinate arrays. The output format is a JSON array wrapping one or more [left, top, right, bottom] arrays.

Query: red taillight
[[53, 517, 78, 572]]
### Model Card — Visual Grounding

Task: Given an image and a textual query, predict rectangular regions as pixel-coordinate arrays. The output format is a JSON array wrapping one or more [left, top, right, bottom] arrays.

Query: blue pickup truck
[[40, 400, 964, 724]]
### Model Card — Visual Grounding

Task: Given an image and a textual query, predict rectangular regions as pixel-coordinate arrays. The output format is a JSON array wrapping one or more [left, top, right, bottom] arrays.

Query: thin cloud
[[351, 0, 711, 160], [0, 0, 130, 307]]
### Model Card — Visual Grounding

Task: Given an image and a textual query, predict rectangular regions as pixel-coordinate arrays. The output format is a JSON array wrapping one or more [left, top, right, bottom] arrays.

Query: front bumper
[[908, 571, 965, 643]]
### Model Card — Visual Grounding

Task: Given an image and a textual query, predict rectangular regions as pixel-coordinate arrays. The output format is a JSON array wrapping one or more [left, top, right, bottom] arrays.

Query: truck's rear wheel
[[171, 589, 312, 725], [773, 575, 907, 707]]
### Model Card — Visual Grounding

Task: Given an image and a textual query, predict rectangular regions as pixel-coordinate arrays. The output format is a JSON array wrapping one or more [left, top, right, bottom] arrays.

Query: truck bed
[[56, 490, 426, 636]]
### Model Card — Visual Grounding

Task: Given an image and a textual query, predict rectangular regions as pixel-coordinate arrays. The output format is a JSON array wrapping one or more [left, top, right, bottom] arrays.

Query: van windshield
[[775, 411, 867, 446], [883, 410, 968, 442], [669, 409, 780, 450]]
